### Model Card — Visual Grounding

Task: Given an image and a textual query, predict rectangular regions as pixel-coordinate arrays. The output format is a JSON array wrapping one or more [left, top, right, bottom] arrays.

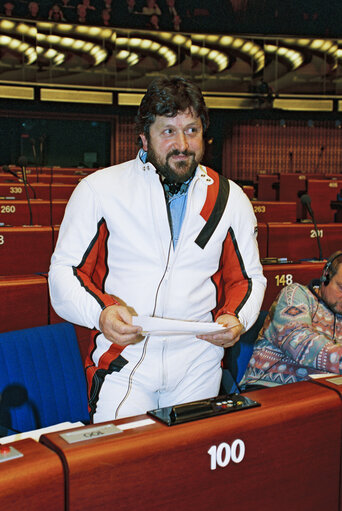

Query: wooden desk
[[267, 222, 342, 260], [41, 382, 342, 511], [257, 174, 278, 201], [0, 438, 64, 511], [26, 174, 85, 185], [0, 183, 76, 201], [304, 179, 340, 223], [0, 275, 49, 332], [0, 199, 67, 226], [262, 261, 325, 309], [257, 222, 267, 259], [0, 226, 53, 275], [278, 173, 306, 219], [0, 182, 50, 200], [252, 201, 297, 222]]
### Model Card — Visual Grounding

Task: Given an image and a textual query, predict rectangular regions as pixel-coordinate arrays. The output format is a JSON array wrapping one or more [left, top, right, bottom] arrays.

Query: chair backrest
[[0, 322, 90, 433], [221, 310, 268, 394]]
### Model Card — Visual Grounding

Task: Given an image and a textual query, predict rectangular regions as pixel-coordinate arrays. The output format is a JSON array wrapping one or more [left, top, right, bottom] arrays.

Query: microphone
[[30, 138, 37, 161], [39, 134, 46, 167], [2, 165, 20, 180], [17, 156, 33, 224], [17, 155, 28, 184], [301, 193, 314, 217], [300, 194, 323, 260], [30, 138, 39, 181]]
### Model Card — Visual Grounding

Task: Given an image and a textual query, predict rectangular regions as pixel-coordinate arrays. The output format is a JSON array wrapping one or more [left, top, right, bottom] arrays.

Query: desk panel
[[0, 182, 50, 200], [252, 201, 296, 222], [0, 438, 64, 511], [0, 275, 49, 332], [305, 179, 340, 223], [257, 222, 267, 258], [51, 184, 76, 200], [25, 174, 84, 185], [41, 382, 341, 511], [267, 222, 342, 260], [0, 199, 50, 225], [0, 200, 67, 226], [262, 262, 325, 309], [0, 226, 53, 275], [0, 183, 76, 201], [51, 200, 68, 225], [257, 174, 278, 201], [278, 173, 306, 218]]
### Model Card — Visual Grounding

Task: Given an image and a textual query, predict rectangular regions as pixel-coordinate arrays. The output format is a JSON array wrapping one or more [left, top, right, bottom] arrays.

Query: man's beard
[[147, 146, 201, 183], [325, 298, 342, 315]]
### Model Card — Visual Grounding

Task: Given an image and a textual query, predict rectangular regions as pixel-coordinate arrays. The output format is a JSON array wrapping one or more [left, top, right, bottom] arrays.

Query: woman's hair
[[135, 76, 209, 146]]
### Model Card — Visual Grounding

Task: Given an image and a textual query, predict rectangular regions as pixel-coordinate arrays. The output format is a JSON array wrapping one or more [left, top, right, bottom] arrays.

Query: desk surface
[[41, 381, 342, 511], [0, 438, 64, 511]]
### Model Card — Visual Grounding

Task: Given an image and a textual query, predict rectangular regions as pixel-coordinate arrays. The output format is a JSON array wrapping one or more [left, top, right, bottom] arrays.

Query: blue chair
[[0, 322, 90, 434], [221, 310, 268, 394]]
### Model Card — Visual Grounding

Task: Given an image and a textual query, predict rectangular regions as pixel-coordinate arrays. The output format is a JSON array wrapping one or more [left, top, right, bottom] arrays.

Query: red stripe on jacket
[[211, 227, 251, 319], [73, 218, 117, 310]]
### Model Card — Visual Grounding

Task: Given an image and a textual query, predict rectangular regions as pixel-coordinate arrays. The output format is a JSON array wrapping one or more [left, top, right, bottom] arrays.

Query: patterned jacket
[[242, 281, 342, 387]]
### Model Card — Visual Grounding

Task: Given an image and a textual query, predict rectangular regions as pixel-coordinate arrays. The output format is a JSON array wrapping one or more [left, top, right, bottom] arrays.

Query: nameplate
[[0, 446, 24, 463], [60, 423, 123, 444], [327, 376, 342, 386]]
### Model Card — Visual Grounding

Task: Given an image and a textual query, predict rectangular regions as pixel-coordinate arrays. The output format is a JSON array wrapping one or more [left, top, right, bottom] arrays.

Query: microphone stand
[[301, 194, 323, 260], [30, 138, 39, 182], [2, 165, 36, 199], [18, 156, 33, 225]]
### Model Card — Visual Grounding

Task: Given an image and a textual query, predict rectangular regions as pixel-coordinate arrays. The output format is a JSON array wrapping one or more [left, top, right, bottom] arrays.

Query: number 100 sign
[[208, 439, 245, 470]]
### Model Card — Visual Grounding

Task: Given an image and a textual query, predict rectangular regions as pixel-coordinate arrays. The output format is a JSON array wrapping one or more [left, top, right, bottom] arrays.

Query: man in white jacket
[[49, 76, 266, 421]]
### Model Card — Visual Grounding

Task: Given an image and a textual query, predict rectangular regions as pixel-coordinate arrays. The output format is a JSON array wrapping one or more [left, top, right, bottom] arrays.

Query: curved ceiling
[[1, 18, 342, 101]]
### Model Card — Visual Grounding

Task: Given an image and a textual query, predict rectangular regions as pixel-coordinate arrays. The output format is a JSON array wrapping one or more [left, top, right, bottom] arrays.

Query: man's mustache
[[166, 149, 195, 159]]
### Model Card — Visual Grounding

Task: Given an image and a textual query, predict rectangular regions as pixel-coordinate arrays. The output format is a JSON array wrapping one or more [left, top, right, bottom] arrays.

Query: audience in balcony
[[142, 0, 161, 16], [48, 3, 66, 21], [160, 0, 181, 31], [59, 0, 77, 22], [1, 0, 337, 37]]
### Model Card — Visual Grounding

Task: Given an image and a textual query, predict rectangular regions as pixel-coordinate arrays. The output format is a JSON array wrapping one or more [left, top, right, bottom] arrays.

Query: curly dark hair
[[135, 76, 209, 146]]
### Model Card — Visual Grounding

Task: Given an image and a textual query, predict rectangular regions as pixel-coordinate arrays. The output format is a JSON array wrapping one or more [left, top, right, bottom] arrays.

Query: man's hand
[[197, 314, 244, 348], [99, 305, 143, 346]]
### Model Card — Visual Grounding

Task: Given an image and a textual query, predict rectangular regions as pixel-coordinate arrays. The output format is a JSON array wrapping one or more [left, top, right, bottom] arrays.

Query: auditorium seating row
[[0, 194, 339, 228], [0, 261, 326, 345], [0, 165, 96, 178], [0, 223, 339, 278], [0, 182, 76, 201], [0, 200, 67, 226], [255, 173, 342, 223], [257, 222, 342, 260]]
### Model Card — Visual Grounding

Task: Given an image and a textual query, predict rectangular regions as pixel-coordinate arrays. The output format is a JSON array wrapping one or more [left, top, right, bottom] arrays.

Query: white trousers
[[93, 335, 223, 422]]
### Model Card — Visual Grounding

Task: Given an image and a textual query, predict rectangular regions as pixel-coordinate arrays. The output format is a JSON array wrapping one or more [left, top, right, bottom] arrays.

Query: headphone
[[320, 250, 342, 286]]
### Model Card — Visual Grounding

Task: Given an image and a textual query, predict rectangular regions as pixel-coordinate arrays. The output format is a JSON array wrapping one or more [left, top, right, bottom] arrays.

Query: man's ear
[[140, 133, 148, 151]]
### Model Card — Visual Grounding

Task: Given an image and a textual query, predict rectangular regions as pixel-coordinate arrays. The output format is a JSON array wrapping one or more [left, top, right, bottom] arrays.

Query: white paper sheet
[[132, 316, 228, 336]]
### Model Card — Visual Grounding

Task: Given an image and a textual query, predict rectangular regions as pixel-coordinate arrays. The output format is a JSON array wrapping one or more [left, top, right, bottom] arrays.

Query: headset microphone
[[320, 250, 342, 286]]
